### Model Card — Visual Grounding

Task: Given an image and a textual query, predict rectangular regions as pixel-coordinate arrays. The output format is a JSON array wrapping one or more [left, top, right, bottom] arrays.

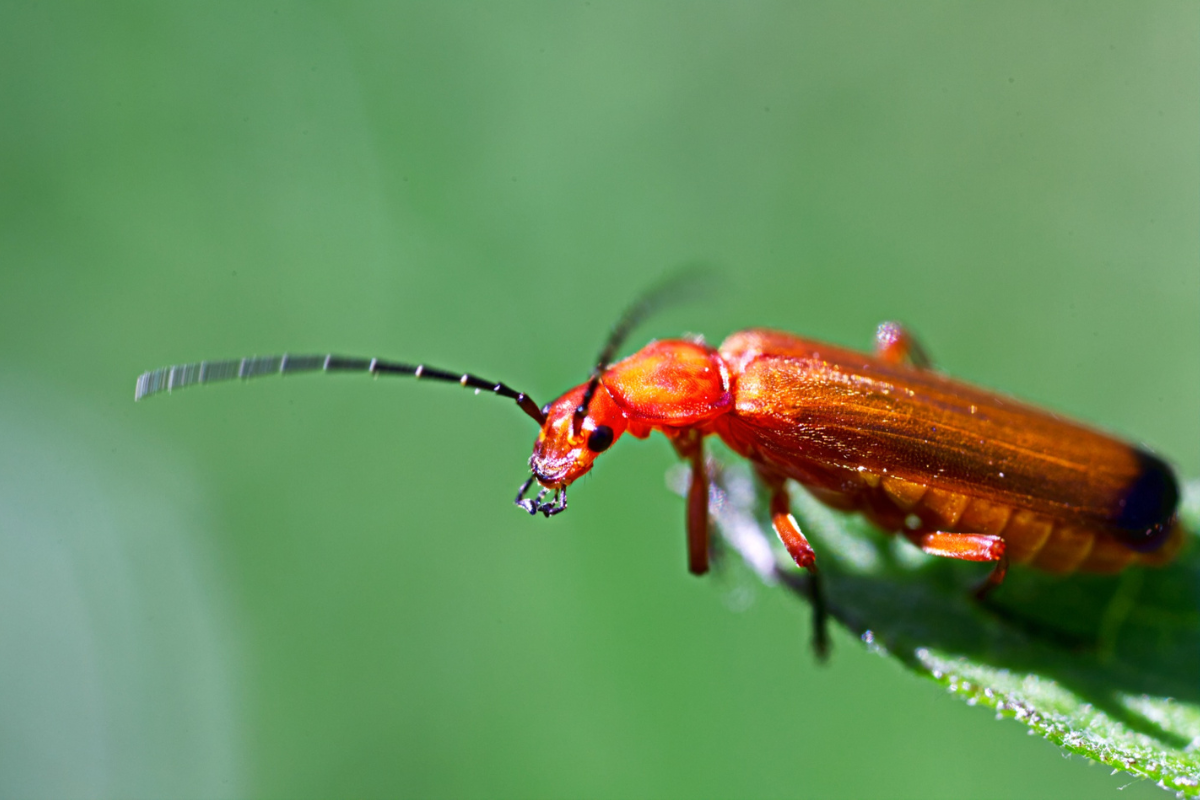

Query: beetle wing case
[[718, 329, 1177, 539]]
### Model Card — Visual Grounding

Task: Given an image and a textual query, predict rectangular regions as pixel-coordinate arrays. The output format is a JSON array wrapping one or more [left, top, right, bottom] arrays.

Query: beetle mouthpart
[[514, 475, 568, 518]]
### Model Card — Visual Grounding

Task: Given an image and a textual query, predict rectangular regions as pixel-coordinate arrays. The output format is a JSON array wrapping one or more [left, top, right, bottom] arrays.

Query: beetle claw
[[542, 486, 568, 517]]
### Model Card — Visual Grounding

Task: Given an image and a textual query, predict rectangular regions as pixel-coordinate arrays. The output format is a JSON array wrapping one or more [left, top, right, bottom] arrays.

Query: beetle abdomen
[[718, 328, 1182, 577], [860, 472, 1182, 575]]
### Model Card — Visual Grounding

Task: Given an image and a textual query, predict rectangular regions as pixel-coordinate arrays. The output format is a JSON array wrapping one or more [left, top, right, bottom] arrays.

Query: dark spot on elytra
[[1113, 450, 1179, 552]]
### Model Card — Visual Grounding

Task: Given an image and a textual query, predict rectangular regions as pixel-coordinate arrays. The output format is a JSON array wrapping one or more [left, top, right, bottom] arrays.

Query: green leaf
[[694, 453, 1200, 795]]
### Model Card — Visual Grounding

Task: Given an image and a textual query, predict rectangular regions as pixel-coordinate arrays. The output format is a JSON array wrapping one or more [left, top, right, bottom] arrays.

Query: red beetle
[[137, 279, 1182, 624]]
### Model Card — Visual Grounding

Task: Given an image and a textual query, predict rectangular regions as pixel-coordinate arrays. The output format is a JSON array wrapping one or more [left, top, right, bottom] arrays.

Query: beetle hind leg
[[874, 321, 933, 369], [902, 530, 1009, 597]]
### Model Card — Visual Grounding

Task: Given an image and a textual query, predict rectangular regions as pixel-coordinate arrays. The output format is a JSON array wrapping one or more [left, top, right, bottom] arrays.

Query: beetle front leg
[[874, 321, 933, 369], [670, 429, 710, 576], [902, 530, 1009, 598]]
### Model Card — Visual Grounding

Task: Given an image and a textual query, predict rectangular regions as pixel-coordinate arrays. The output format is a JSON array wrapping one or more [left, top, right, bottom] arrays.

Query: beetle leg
[[757, 472, 817, 570], [755, 468, 828, 657], [515, 476, 539, 515], [973, 554, 1010, 600], [874, 321, 933, 369], [670, 429, 710, 575], [686, 443, 710, 575], [541, 486, 568, 517], [902, 530, 1008, 597]]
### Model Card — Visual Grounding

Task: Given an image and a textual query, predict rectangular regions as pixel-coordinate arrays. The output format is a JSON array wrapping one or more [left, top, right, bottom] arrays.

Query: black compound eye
[[586, 425, 614, 453]]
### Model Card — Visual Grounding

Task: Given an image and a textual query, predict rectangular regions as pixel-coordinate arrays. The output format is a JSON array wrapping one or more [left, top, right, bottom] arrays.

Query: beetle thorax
[[529, 339, 733, 489]]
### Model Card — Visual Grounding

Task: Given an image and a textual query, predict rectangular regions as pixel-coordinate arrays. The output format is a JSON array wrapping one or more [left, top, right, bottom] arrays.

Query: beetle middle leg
[[874, 321, 933, 369], [755, 468, 818, 570], [902, 530, 1009, 598], [756, 467, 829, 656]]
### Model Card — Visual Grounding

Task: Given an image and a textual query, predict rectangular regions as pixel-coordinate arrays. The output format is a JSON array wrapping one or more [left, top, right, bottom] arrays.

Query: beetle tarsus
[[515, 476, 540, 515], [807, 568, 830, 661], [542, 486, 568, 517], [973, 552, 1009, 600], [778, 565, 831, 661]]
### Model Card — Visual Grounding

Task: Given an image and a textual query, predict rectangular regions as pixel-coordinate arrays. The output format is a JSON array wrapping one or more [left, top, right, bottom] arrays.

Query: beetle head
[[528, 382, 629, 489], [518, 338, 729, 517]]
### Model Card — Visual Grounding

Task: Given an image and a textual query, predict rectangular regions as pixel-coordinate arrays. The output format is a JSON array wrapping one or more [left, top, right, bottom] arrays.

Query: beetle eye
[[586, 425, 614, 453]]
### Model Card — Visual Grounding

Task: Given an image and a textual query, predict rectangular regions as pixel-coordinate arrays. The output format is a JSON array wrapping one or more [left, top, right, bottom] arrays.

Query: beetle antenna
[[135, 354, 546, 426], [573, 263, 715, 433]]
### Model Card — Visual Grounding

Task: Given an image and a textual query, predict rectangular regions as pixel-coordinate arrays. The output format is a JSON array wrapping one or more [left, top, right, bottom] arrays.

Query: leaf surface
[[692, 456, 1200, 794]]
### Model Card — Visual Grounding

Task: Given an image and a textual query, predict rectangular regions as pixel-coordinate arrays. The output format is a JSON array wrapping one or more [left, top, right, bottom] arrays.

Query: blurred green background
[[1, 4, 1196, 798]]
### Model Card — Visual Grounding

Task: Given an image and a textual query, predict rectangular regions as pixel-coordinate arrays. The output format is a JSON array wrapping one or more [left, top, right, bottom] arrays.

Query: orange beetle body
[[135, 298, 1183, 617], [530, 327, 1183, 584]]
